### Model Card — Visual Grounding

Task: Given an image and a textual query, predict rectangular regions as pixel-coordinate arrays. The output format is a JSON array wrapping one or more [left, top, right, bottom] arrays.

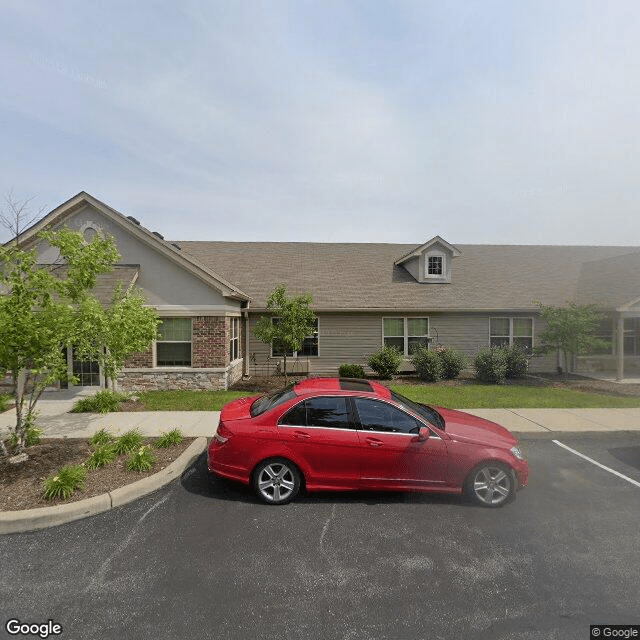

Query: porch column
[[616, 315, 624, 381]]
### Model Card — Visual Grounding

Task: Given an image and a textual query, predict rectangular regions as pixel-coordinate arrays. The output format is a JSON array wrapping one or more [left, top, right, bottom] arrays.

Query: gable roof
[[14, 192, 250, 303], [394, 235, 461, 266], [178, 241, 640, 312]]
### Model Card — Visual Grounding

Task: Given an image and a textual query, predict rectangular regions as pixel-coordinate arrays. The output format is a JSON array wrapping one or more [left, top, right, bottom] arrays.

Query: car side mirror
[[413, 427, 430, 442]]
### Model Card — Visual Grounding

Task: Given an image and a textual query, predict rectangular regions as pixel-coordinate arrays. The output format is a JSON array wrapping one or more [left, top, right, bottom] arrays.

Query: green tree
[[535, 301, 610, 376], [73, 283, 159, 389], [0, 226, 158, 456], [253, 284, 316, 383]]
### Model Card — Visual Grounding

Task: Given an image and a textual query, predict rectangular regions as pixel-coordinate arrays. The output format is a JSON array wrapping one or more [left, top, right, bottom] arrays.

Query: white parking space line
[[553, 440, 640, 489]]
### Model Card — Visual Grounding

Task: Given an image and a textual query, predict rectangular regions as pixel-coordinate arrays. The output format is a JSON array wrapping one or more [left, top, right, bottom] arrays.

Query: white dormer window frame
[[423, 251, 446, 279]]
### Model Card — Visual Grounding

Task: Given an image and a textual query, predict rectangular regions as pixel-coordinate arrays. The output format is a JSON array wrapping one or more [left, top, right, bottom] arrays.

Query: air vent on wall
[[152, 231, 164, 240], [127, 216, 140, 225]]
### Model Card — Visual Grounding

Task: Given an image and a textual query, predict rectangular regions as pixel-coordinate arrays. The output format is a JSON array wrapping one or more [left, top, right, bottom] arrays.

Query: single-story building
[[9, 192, 640, 389]]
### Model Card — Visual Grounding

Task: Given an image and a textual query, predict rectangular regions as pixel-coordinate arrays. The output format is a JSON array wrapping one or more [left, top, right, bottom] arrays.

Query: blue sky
[[1, 1, 639, 245]]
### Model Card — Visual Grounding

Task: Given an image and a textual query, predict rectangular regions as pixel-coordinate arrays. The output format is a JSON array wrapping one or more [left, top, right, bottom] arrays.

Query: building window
[[490, 317, 533, 353], [157, 317, 192, 366], [383, 317, 429, 355], [230, 317, 240, 361], [272, 318, 319, 357], [427, 255, 443, 275]]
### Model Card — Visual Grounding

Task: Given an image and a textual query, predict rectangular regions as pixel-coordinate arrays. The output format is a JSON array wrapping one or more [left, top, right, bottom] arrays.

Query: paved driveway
[[1, 432, 639, 640]]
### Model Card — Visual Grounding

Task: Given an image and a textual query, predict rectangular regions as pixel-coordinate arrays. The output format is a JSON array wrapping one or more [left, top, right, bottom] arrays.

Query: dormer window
[[394, 236, 460, 284], [427, 255, 443, 276]]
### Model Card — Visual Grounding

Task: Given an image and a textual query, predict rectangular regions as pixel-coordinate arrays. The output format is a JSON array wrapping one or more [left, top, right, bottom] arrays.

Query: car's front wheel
[[465, 462, 515, 507], [253, 458, 301, 505]]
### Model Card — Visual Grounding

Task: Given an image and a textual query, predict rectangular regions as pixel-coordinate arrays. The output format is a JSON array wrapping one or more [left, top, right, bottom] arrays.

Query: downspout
[[243, 307, 250, 378]]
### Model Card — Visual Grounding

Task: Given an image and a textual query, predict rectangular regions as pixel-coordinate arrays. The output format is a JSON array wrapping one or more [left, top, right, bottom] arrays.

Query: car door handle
[[366, 438, 384, 447], [294, 431, 311, 440]]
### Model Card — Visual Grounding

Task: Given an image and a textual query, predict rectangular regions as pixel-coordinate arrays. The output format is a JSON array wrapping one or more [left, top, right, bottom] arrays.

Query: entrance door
[[72, 347, 101, 386]]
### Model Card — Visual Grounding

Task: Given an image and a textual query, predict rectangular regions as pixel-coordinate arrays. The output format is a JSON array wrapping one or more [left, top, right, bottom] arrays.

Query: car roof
[[293, 377, 392, 399]]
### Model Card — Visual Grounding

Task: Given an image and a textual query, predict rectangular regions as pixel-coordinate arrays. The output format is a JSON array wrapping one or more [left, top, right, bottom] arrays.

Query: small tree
[[73, 283, 159, 389], [253, 284, 316, 383], [535, 302, 610, 376], [0, 228, 120, 455]]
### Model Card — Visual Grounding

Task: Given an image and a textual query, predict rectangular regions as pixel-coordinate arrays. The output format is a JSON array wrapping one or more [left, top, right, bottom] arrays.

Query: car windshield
[[250, 384, 297, 417], [390, 391, 445, 430]]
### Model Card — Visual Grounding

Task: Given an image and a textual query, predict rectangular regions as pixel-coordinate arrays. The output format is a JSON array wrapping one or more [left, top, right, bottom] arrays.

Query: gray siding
[[34, 204, 230, 307], [247, 311, 556, 376]]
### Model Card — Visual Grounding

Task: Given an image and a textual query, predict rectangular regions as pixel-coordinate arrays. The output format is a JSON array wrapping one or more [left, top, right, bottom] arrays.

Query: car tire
[[464, 461, 516, 508], [253, 458, 302, 505]]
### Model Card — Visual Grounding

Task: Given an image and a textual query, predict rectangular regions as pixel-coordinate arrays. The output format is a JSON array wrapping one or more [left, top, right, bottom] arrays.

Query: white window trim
[[270, 317, 320, 358], [423, 251, 446, 279], [230, 317, 240, 362], [382, 317, 430, 356], [155, 317, 193, 368], [489, 317, 534, 349]]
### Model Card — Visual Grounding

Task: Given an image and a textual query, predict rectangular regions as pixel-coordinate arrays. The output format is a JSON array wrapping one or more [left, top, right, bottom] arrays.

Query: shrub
[[368, 345, 403, 379], [0, 393, 12, 413], [113, 429, 145, 455], [127, 446, 156, 472], [88, 428, 114, 448], [7, 412, 43, 448], [411, 347, 442, 382], [43, 464, 87, 500], [24, 424, 44, 446], [71, 390, 130, 414], [339, 364, 366, 378], [86, 444, 118, 470], [505, 344, 529, 379], [473, 347, 508, 384], [436, 348, 468, 380], [154, 429, 184, 448]]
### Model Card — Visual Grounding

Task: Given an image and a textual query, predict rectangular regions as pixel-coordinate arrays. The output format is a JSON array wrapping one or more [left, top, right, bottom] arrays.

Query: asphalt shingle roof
[[176, 242, 640, 311]]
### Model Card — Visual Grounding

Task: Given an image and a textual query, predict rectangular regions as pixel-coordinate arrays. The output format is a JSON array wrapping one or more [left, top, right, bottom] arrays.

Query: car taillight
[[214, 420, 232, 443]]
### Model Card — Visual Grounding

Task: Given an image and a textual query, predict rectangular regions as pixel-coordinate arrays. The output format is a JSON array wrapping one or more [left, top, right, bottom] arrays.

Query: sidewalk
[[0, 388, 218, 438], [3, 389, 640, 438], [466, 408, 640, 434]]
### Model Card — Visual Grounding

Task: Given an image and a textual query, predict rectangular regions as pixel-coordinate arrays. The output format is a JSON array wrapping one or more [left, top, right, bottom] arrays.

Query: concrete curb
[[0, 437, 208, 535]]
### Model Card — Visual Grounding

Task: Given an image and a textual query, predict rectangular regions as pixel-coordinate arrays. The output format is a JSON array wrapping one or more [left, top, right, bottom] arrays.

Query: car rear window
[[250, 385, 297, 417], [280, 397, 352, 430]]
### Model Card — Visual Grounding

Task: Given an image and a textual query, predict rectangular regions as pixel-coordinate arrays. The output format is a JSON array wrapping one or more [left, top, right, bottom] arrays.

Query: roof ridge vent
[[171, 242, 181, 250], [152, 231, 165, 240], [126, 216, 140, 225]]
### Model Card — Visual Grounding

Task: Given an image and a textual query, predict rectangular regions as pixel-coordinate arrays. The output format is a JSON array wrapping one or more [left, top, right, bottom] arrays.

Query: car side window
[[305, 396, 351, 430], [354, 398, 421, 434], [280, 401, 307, 426]]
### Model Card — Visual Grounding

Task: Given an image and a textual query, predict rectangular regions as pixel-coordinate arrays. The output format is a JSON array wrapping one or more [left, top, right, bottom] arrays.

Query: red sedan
[[208, 377, 528, 507]]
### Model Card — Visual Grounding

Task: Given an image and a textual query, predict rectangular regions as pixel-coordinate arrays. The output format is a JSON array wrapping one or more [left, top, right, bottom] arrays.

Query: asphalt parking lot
[[1, 432, 639, 640]]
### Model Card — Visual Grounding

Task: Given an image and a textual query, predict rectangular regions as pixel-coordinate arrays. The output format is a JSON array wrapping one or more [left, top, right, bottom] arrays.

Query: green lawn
[[133, 384, 640, 411], [137, 390, 254, 411], [391, 384, 640, 409]]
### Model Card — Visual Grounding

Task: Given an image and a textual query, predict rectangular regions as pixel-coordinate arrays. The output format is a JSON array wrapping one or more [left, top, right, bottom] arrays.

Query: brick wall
[[192, 316, 228, 368], [124, 347, 153, 368]]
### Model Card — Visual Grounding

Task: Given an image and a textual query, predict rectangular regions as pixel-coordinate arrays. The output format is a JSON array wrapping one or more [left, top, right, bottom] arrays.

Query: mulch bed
[[0, 437, 195, 512]]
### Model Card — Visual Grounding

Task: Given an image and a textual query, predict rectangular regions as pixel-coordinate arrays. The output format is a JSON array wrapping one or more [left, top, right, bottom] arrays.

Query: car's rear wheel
[[253, 458, 301, 505], [465, 462, 515, 507]]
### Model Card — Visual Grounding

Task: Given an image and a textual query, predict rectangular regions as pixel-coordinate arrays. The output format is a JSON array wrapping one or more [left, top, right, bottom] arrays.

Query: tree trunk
[[562, 350, 570, 379], [14, 369, 26, 452], [283, 354, 288, 385]]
